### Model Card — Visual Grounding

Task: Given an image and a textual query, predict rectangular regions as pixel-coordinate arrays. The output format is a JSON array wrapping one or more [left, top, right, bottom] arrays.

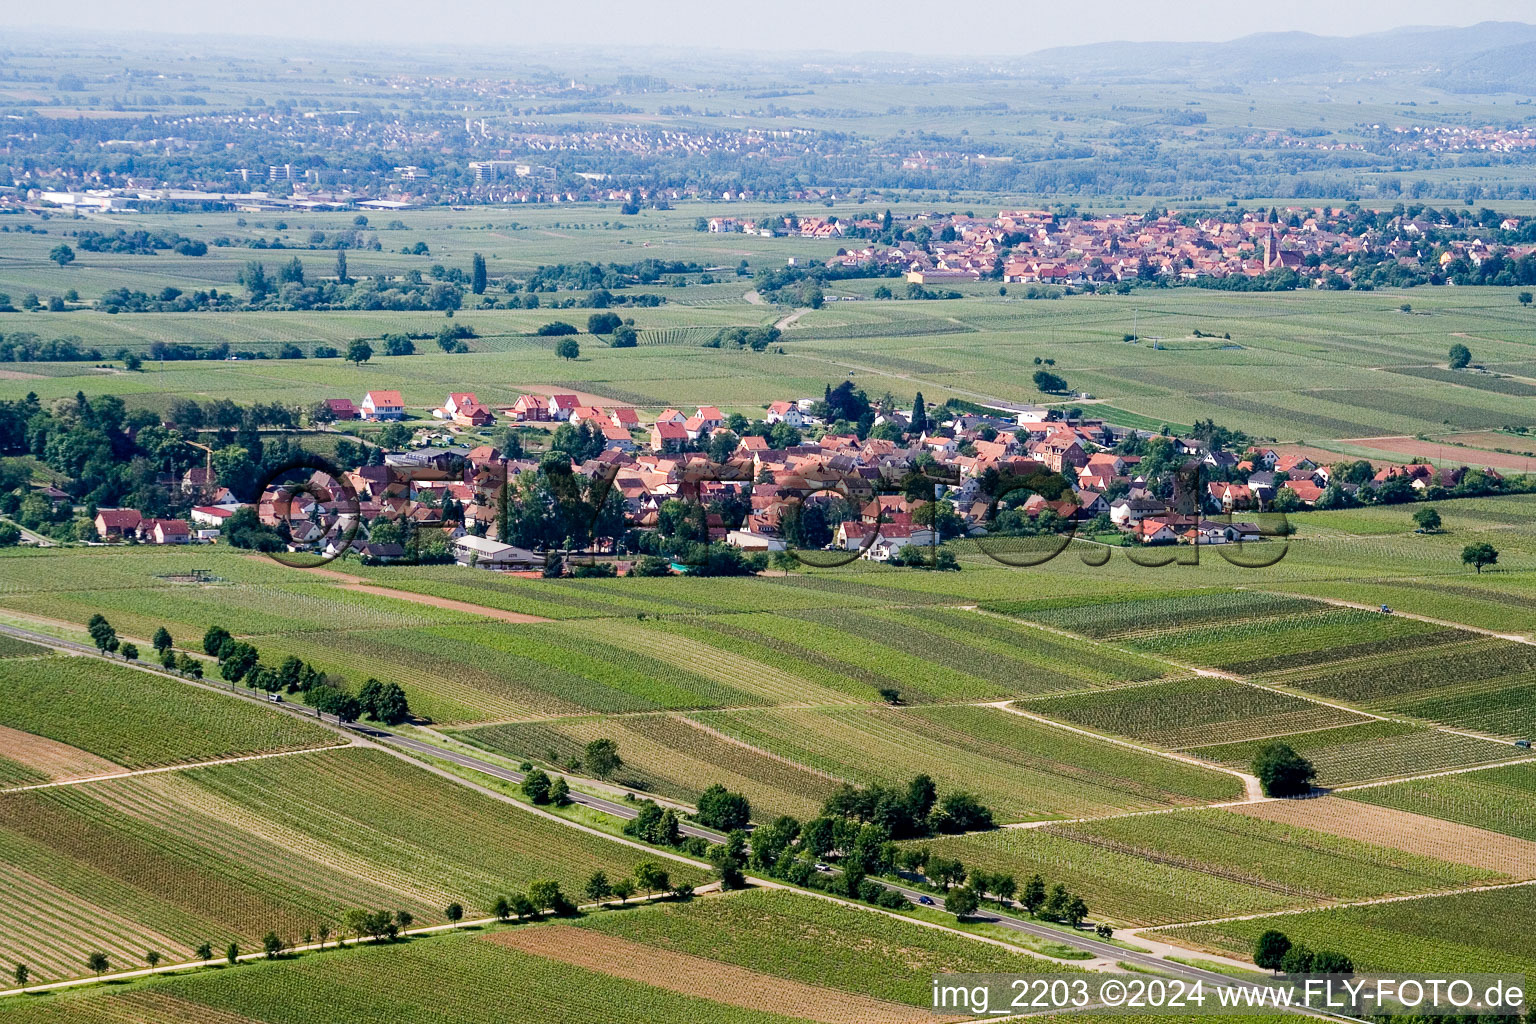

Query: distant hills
[[1023, 21, 1536, 92]]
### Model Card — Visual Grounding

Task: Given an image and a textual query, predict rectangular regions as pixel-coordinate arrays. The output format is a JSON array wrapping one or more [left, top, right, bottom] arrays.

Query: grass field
[[0, 747, 700, 982], [1155, 884, 1536, 974], [0, 655, 337, 774]]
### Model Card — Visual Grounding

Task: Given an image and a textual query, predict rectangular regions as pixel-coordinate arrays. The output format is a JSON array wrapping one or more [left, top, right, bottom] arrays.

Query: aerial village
[[81, 380, 1496, 571]]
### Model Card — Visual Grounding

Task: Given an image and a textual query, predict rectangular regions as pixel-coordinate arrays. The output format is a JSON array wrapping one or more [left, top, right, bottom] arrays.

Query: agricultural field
[[919, 808, 1498, 927], [1341, 763, 1536, 842], [0, 887, 1055, 1023], [238, 599, 1176, 726], [3, 251, 1536, 441], [464, 704, 1241, 823], [1155, 884, 1536, 974], [0, 930, 817, 1024], [0, 747, 699, 982], [1019, 677, 1368, 750], [694, 705, 1241, 822], [1227, 797, 1536, 879], [1187, 719, 1520, 786], [0, 655, 337, 776], [1002, 586, 1536, 745]]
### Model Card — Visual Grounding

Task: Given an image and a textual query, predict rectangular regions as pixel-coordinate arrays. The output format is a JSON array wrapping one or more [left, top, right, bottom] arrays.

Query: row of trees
[[199, 624, 410, 724], [820, 774, 997, 839], [900, 847, 1093, 926], [1253, 929, 1354, 975]]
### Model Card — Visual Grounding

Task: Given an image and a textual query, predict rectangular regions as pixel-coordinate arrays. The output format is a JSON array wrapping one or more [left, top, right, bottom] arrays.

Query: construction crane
[[181, 439, 214, 487]]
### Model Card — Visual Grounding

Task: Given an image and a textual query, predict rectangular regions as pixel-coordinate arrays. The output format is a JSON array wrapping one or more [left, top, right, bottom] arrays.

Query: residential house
[[360, 390, 406, 421], [1189, 520, 1262, 545], [765, 401, 804, 427], [1134, 518, 1180, 544], [190, 505, 237, 529], [323, 398, 359, 420], [546, 394, 580, 421], [510, 395, 549, 422], [650, 421, 688, 453], [143, 518, 192, 545], [94, 508, 142, 539], [601, 423, 638, 452]]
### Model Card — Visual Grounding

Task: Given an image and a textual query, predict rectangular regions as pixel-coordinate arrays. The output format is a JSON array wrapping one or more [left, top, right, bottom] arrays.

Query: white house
[[360, 390, 405, 422], [765, 401, 804, 427]]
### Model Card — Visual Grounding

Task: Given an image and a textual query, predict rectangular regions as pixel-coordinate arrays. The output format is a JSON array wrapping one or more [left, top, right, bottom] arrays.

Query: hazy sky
[[4, 0, 1533, 54]]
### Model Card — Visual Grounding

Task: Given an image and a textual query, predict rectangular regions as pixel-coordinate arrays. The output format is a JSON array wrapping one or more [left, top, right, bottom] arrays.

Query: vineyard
[[920, 806, 1494, 927], [1155, 884, 1536, 974], [1188, 720, 1519, 786], [0, 930, 818, 1024], [1228, 797, 1536, 878], [1000, 587, 1536, 744], [572, 888, 1059, 1005], [918, 828, 1302, 926], [683, 704, 1238, 824], [0, 579, 473, 645], [0, 748, 696, 982], [0, 655, 337, 771], [984, 590, 1319, 641], [1020, 677, 1367, 750], [458, 713, 845, 821], [1342, 763, 1536, 842]]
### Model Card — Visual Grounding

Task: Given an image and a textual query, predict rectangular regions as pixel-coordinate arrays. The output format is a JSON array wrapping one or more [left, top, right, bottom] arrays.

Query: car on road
[[814, 863, 831, 873], [917, 895, 935, 906], [268, 693, 283, 703]]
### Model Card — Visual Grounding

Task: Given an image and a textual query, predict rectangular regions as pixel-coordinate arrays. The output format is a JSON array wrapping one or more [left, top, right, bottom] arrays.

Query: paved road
[[339, 721, 726, 843], [0, 619, 1269, 990]]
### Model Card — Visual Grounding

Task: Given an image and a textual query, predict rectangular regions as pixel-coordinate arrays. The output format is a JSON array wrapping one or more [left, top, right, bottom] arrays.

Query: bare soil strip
[[1228, 796, 1536, 878], [485, 925, 949, 1024], [0, 724, 120, 782], [336, 583, 553, 623], [286, 565, 552, 623]]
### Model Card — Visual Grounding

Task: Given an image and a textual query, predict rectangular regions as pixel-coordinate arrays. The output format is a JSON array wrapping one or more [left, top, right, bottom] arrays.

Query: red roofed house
[[546, 394, 580, 420], [143, 518, 192, 545], [601, 423, 638, 452], [650, 420, 688, 452], [94, 508, 142, 539], [510, 395, 549, 422], [324, 398, 358, 420], [1033, 430, 1088, 473], [1282, 479, 1324, 506], [610, 408, 641, 429], [360, 390, 405, 421], [190, 505, 237, 528], [1135, 518, 1180, 545], [765, 401, 804, 427]]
